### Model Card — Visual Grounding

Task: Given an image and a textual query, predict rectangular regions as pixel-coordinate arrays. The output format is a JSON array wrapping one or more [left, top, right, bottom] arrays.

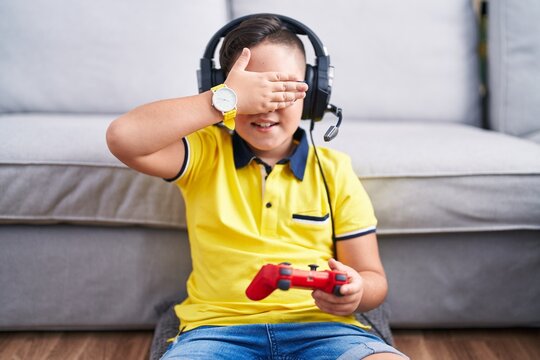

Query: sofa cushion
[[231, 0, 481, 126], [489, 0, 540, 139], [3, 115, 539, 235], [0, 114, 185, 229], [0, 225, 191, 330], [527, 131, 540, 145], [0, 0, 227, 114], [307, 120, 540, 234]]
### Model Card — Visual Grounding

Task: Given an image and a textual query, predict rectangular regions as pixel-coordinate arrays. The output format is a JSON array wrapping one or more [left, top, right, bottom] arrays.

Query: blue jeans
[[160, 322, 409, 360]]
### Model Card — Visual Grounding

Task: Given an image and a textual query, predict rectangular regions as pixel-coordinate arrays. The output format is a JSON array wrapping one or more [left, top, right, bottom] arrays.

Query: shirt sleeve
[[332, 154, 378, 240], [165, 126, 221, 188]]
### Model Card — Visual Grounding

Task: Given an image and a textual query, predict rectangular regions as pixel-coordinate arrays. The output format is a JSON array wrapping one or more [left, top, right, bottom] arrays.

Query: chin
[[247, 140, 280, 152]]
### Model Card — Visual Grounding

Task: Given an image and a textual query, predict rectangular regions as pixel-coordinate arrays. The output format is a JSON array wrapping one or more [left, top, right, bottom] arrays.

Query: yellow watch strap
[[222, 109, 237, 130], [211, 84, 226, 92], [211, 84, 236, 130]]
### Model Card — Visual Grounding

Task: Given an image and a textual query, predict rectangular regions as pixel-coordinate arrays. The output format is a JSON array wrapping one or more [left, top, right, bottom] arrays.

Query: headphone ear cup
[[311, 56, 332, 122], [197, 61, 225, 93], [302, 65, 316, 120], [198, 59, 213, 93], [212, 69, 225, 88]]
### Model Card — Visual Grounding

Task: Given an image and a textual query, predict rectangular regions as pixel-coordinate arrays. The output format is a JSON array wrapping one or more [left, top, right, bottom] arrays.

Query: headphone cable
[[309, 120, 336, 256], [308, 120, 390, 345]]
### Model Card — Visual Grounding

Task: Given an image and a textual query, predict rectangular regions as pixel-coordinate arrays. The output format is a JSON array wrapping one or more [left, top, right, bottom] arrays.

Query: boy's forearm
[[355, 270, 388, 313], [107, 91, 221, 160]]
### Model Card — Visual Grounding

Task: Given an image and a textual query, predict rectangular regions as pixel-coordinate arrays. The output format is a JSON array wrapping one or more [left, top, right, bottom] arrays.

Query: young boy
[[107, 15, 407, 360]]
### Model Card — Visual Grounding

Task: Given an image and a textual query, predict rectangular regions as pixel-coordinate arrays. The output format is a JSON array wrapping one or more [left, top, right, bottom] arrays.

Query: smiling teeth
[[256, 123, 274, 128]]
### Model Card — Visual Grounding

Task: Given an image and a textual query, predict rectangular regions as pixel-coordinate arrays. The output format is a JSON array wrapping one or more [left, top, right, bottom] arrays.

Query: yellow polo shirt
[[168, 125, 377, 332]]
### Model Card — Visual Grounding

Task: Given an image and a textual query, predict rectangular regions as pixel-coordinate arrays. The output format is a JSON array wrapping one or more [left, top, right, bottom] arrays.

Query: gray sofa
[[1, 0, 539, 330]]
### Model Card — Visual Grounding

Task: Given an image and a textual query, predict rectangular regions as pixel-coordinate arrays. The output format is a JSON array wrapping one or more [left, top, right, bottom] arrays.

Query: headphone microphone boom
[[323, 104, 342, 142], [198, 13, 343, 141]]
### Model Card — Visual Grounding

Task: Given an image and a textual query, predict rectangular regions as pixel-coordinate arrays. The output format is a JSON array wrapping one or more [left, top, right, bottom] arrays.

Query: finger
[[315, 300, 355, 315], [269, 72, 303, 82], [314, 298, 357, 316], [272, 81, 308, 93], [328, 258, 360, 283], [328, 258, 348, 272], [312, 289, 357, 305], [230, 48, 251, 72], [338, 282, 362, 296], [274, 101, 296, 110], [270, 91, 306, 103]]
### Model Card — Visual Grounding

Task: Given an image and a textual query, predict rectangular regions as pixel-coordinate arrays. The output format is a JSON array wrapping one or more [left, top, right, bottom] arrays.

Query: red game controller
[[245, 262, 349, 301]]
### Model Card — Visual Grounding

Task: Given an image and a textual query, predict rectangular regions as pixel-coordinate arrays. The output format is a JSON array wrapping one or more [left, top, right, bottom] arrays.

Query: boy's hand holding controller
[[312, 259, 365, 316], [225, 48, 308, 114], [246, 258, 365, 317]]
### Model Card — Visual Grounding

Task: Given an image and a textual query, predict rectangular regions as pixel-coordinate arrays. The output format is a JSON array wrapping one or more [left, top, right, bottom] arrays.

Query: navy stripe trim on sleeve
[[163, 137, 190, 183], [335, 227, 377, 241]]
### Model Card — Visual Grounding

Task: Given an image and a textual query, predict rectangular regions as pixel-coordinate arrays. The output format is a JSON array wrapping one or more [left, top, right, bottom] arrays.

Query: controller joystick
[[245, 263, 349, 301]]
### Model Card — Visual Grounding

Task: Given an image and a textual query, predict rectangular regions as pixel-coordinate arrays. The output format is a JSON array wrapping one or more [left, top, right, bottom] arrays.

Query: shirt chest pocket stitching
[[291, 213, 330, 225]]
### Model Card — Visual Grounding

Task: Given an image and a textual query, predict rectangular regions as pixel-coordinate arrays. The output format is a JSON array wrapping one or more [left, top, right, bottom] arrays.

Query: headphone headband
[[198, 13, 336, 123], [202, 13, 328, 60]]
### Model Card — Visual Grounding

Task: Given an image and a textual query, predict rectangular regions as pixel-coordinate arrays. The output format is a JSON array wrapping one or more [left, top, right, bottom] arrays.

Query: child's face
[[235, 41, 306, 160]]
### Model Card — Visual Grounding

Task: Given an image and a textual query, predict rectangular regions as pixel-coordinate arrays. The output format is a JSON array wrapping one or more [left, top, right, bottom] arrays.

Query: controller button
[[335, 274, 347, 282], [308, 264, 319, 271], [333, 285, 343, 296], [279, 268, 293, 276], [265, 202, 272, 208], [278, 279, 291, 290]]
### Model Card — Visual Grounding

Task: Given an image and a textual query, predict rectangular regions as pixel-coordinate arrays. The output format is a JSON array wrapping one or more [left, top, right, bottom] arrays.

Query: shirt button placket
[[261, 171, 279, 237]]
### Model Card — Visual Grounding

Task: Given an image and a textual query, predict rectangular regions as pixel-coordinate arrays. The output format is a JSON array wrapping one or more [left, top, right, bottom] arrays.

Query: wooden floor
[[393, 328, 540, 360], [0, 328, 539, 359]]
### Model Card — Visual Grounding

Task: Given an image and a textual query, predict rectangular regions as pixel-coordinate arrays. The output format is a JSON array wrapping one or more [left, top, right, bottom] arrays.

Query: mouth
[[251, 120, 279, 129]]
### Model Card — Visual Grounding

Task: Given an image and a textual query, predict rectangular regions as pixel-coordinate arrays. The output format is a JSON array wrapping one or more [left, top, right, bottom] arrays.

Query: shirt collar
[[232, 127, 309, 181]]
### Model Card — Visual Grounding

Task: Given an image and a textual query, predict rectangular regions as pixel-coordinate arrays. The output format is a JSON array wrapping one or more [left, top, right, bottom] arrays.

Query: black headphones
[[197, 13, 342, 141]]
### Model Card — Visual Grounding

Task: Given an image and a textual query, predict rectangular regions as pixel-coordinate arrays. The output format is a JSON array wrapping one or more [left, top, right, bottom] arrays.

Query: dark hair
[[219, 15, 306, 75]]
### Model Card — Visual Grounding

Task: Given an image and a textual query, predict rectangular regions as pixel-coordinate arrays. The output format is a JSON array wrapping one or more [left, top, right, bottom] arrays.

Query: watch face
[[213, 87, 237, 112]]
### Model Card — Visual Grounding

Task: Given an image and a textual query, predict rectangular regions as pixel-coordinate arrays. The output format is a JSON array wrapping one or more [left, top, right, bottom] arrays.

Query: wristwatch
[[211, 84, 237, 130]]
